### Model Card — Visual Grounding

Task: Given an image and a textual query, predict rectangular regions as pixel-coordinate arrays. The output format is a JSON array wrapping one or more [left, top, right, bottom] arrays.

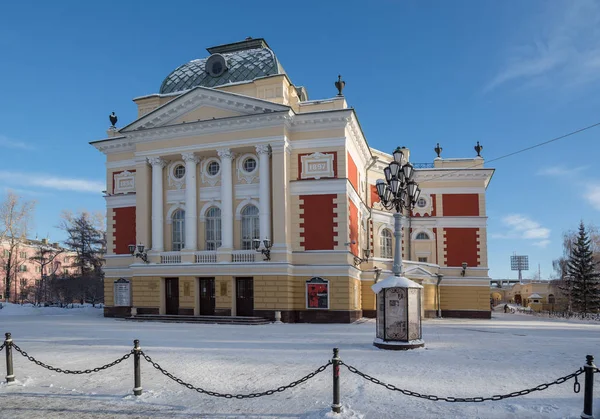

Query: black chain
[[141, 351, 331, 399], [0, 342, 4, 352], [12, 343, 133, 374], [341, 362, 584, 402]]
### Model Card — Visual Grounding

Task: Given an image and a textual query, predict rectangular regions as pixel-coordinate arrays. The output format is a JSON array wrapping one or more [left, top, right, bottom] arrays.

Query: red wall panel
[[445, 228, 479, 267], [300, 194, 337, 250], [347, 152, 358, 192], [443, 194, 479, 216], [113, 207, 136, 255]]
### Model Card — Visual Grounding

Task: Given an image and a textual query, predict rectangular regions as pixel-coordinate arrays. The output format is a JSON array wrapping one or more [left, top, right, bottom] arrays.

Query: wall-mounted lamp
[[461, 262, 468, 276], [353, 248, 371, 267], [129, 243, 149, 263], [253, 238, 273, 261], [374, 266, 382, 283]]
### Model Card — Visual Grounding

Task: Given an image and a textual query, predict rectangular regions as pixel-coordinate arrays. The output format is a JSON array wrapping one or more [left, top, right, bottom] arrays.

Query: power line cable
[[417, 121, 600, 185]]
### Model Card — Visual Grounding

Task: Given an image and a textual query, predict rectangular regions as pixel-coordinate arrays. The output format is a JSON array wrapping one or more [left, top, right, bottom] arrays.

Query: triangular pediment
[[404, 266, 436, 278], [120, 86, 290, 132]]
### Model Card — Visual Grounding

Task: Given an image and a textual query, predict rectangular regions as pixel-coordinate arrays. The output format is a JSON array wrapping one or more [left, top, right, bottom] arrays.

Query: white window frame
[[205, 206, 222, 251], [380, 228, 393, 259], [241, 204, 259, 250], [172, 209, 185, 251]]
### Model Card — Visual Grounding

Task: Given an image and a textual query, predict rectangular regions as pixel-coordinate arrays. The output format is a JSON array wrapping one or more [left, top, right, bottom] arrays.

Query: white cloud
[[532, 240, 551, 248], [537, 166, 588, 177], [584, 184, 600, 210], [494, 214, 551, 244], [0, 135, 33, 150], [0, 171, 104, 194], [485, 1, 600, 92]]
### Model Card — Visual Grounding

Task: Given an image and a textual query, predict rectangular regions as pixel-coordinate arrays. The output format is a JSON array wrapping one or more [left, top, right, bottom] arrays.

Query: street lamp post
[[371, 147, 425, 350]]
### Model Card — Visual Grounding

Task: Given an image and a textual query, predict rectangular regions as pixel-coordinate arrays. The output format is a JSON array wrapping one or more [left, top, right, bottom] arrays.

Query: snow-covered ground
[[0, 304, 598, 419]]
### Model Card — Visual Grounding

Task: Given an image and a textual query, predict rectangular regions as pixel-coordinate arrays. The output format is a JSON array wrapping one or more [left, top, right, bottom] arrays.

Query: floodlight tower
[[510, 253, 529, 284]]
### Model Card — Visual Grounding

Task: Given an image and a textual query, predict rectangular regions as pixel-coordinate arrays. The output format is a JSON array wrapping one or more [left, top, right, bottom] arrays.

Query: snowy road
[[0, 306, 599, 418]]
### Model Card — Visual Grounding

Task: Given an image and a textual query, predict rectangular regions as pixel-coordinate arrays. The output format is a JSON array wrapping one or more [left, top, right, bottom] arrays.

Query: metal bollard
[[5, 332, 14, 383], [581, 355, 596, 419], [133, 339, 142, 396], [331, 347, 341, 414]]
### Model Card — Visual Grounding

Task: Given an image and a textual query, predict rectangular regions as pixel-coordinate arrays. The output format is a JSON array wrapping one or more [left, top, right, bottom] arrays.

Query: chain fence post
[[331, 347, 341, 414], [5, 332, 14, 383], [133, 339, 142, 396], [581, 354, 596, 419]]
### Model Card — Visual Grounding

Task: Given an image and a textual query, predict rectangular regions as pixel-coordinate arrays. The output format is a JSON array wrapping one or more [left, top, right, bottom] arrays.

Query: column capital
[[256, 144, 271, 156], [147, 157, 167, 168], [217, 148, 235, 160], [181, 152, 200, 164]]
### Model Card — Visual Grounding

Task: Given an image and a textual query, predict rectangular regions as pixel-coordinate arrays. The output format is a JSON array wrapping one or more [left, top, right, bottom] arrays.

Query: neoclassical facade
[[92, 38, 494, 321]]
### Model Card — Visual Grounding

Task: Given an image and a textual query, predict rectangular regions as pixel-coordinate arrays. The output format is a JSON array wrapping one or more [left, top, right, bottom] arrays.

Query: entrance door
[[236, 277, 254, 317], [199, 278, 216, 315], [165, 278, 179, 315]]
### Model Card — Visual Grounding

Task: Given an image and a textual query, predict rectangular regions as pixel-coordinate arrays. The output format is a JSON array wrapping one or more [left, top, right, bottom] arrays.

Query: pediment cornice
[[121, 86, 290, 132]]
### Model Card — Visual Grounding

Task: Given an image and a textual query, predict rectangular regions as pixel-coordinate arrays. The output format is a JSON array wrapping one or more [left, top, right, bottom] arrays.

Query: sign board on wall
[[113, 278, 131, 307], [300, 152, 335, 180]]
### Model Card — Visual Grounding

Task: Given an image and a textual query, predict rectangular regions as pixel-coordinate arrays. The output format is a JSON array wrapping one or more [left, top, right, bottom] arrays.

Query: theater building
[[92, 38, 494, 322]]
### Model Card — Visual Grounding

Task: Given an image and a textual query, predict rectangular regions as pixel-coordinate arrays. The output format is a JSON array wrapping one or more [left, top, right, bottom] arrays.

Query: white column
[[256, 144, 271, 242], [217, 148, 234, 249], [182, 152, 199, 251], [148, 157, 167, 252]]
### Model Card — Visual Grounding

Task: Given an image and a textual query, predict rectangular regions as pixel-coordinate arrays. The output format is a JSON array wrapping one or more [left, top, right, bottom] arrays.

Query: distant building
[[92, 38, 494, 321], [0, 238, 76, 302], [490, 280, 567, 311]]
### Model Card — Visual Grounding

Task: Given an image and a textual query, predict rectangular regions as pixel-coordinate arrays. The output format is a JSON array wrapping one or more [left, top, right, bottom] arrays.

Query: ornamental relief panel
[[113, 171, 136, 194], [300, 152, 335, 180]]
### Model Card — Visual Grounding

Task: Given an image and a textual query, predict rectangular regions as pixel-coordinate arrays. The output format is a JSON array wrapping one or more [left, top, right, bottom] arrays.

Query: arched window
[[241, 205, 259, 250], [172, 209, 185, 251], [205, 207, 222, 250], [380, 229, 393, 259], [415, 232, 430, 240]]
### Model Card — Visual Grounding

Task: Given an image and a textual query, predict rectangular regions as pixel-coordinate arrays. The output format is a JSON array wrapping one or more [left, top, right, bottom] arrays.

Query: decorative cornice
[[122, 87, 290, 132]]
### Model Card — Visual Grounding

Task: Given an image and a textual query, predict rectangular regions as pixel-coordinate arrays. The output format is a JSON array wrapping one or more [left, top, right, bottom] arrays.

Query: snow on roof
[[372, 275, 423, 293], [528, 293, 542, 299]]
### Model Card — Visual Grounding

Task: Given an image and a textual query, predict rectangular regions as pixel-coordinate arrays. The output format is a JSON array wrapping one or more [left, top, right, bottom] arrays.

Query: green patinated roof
[[159, 38, 285, 94]]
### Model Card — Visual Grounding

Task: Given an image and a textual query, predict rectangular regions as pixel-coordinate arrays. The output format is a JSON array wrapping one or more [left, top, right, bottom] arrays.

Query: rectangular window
[[418, 257, 428, 263], [306, 277, 329, 309], [19, 251, 27, 258], [19, 265, 27, 272], [3, 250, 8, 258], [35, 266, 41, 273]]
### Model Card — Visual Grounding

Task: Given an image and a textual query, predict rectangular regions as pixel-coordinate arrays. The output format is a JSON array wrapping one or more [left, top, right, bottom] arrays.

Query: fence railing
[[232, 250, 255, 263], [195, 251, 217, 263], [1, 332, 598, 417], [160, 252, 181, 264]]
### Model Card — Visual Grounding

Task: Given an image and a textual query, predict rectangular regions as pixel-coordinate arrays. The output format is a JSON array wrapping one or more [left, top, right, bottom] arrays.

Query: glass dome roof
[[159, 38, 285, 94]]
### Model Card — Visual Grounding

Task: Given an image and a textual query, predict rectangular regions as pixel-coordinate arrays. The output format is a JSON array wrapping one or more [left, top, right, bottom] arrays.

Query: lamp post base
[[373, 338, 424, 351]]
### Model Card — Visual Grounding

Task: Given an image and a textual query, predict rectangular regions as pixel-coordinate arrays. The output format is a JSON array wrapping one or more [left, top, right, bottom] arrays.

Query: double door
[[199, 278, 215, 315], [165, 278, 179, 315], [236, 277, 254, 317]]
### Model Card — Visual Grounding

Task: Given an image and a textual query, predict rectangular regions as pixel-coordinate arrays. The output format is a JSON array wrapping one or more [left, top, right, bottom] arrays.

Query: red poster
[[307, 284, 328, 309]]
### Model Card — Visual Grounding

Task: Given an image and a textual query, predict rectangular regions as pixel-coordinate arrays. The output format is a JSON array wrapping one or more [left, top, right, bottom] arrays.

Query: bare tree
[[29, 243, 64, 304], [0, 192, 36, 302]]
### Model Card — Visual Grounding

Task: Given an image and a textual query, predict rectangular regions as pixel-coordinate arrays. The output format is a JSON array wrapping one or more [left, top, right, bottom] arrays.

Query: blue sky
[[1, 0, 599, 280]]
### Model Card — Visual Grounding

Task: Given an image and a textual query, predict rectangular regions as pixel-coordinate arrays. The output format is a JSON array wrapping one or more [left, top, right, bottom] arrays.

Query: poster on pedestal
[[114, 278, 131, 307]]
